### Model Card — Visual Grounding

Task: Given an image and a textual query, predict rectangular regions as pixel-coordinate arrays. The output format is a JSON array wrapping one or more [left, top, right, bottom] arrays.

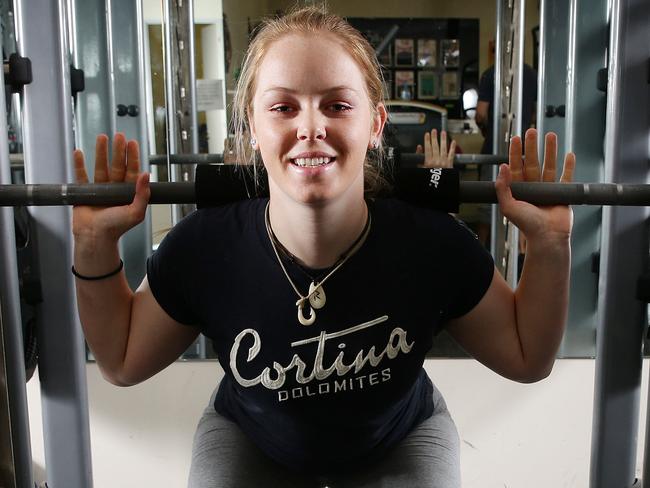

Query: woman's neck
[[267, 192, 368, 270]]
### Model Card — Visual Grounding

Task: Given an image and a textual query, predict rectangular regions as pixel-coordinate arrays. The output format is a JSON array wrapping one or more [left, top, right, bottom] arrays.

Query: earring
[[371, 140, 379, 149], [250, 138, 257, 147]]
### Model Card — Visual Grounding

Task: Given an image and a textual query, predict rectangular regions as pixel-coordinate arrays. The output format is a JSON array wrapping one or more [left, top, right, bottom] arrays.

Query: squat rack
[[0, 0, 649, 487]]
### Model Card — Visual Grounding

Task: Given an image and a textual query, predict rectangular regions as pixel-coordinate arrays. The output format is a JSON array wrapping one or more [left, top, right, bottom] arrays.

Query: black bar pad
[[195, 164, 267, 208], [391, 167, 460, 213], [195, 164, 460, 212]]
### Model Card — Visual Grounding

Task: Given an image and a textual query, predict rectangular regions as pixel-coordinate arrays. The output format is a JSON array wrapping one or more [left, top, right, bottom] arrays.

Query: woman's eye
[[271, 105, 292, 113], [330, 103, 352, 112]]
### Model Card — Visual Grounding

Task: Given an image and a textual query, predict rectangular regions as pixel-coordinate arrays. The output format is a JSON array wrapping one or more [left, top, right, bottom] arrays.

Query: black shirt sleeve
[[440, 216, 495, 321], [146, 212, 201, 326]]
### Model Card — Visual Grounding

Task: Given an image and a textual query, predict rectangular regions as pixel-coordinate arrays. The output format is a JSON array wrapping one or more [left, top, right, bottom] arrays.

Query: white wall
[[26, 358, 650, 487]]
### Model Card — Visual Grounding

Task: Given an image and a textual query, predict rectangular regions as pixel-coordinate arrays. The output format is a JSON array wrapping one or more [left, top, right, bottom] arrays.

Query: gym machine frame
[[0, 32, 33, 488], [589, 0, 649, 486], [0, 0, 648, 487]]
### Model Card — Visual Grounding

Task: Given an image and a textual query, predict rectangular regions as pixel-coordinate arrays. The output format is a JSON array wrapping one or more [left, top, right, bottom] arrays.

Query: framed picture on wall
[[394, 39, 415, 66], [395, 70, 415, 100], [417, 39, 437, 67], [441, 71, 459, 98], [442, 39, 460, 67], [417, 71, 438, 99]]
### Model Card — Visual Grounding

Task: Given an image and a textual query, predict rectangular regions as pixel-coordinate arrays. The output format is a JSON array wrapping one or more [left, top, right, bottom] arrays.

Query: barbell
[[1, 165, 649, 213]]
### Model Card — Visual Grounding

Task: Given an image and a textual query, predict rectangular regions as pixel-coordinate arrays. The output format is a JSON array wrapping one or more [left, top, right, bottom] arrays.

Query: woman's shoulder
[[177, 198, 265, 227], [162, 198, 266, 248], [372, 198, 480, 243], [372, 197, 454, 226]]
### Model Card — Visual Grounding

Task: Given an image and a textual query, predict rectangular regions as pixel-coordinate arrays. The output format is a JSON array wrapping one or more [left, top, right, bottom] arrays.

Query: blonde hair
[[230, 4, 388, 195]]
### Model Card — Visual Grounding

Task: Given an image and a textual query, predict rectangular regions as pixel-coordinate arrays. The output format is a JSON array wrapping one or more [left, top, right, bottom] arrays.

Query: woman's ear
[[372, 103, 388, 143]]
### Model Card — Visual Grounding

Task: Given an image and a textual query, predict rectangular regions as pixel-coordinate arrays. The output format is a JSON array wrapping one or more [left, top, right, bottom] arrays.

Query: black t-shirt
[[478, 64, 538, 154], [147, 198, 494, 473]]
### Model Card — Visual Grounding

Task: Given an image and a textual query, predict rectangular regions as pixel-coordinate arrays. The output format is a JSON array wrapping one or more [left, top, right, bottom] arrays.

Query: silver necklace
[[264, 201, 371, 326]]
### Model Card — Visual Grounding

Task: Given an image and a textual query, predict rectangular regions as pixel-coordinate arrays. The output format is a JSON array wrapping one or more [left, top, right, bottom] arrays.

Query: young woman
[[72, 6, 575, 488]]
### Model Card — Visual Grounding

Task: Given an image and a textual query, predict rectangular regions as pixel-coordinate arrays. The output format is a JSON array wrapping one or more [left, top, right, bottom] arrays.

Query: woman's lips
[[290, 156, 335, 167]]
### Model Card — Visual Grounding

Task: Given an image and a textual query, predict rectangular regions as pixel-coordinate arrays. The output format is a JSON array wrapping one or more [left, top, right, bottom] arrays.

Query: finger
[[508, 136, 524, 182], [495, 163, 517, 213], [541, 132, 558, 182], [110, 133, 127, 182], [416, 144, 423, 154], [430, 129, 440, 163], [127, 172, 151, 226], [423, 131, 433, 164], [559, 152, 576, 183], [73, 149, 89, 184], [523, 128, 541, 181], [440, 130, 448, 161], [94, 134, 110, 183], [125, 140, 141, 183], [446, 140, 457, 168]]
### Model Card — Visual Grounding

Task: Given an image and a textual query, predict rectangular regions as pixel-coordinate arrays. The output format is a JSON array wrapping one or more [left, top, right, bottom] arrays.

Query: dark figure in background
[[474, 64, 538, 249], [475, 64, 538, 154]]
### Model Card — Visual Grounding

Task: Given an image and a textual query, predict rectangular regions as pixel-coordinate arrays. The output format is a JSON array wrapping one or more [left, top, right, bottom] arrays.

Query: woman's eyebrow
[[261, 86, 360, 96]]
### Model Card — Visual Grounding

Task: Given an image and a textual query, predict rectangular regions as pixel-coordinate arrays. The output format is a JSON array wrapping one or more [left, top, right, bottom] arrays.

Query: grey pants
[[188, 384, 460, 488]]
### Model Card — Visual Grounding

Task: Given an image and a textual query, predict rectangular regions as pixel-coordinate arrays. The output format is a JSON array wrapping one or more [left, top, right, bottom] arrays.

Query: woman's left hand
[[416, 129, 456, 168], [495, 128, 576, 242]]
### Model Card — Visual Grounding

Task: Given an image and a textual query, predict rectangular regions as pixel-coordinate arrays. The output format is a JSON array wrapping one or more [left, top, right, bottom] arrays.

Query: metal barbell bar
[[0, 166, 648, 209]]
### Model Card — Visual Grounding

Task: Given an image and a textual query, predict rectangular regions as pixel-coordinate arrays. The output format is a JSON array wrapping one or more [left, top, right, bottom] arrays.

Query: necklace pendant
[[297, 298, 316, 326], [308, 282, 326, 309]]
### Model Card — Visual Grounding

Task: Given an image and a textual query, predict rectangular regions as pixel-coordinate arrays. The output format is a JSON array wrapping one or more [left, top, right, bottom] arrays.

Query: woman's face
[[250, 33, 386, 206]]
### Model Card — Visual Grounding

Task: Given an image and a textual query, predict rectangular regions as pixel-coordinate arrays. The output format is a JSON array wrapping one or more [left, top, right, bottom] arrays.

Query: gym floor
[[25, 358, 650, 487]]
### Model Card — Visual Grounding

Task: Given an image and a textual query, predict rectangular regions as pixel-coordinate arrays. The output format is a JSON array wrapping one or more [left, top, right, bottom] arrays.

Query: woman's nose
[[297, 113, 326, 141]]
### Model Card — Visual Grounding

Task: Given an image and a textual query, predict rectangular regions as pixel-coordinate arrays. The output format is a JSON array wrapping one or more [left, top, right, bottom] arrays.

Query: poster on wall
[[417, 39, 437, 67], [442, 39, 460, 67], [417, 71, 438, 99], [441, 71, 459, 98], [395, 70, 415, 100], [394, 39, 415, 66]]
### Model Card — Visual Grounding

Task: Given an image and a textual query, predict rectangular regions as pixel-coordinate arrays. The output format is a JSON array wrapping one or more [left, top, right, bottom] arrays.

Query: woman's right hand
[[72, 133, 150, 246]]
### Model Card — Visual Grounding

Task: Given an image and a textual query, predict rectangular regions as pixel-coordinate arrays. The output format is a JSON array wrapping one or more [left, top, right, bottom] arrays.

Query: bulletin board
[[347, 17, 480, 119]]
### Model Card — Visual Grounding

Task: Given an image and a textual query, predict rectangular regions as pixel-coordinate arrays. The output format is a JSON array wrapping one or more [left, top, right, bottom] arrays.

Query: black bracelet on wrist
[[71, 259, 124, 281]]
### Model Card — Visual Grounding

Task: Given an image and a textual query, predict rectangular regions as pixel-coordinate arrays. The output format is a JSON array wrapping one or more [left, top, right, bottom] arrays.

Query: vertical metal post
[[590, 0, 650, 485], [0, 31, 34, 488], [0, 314, 18, 488], [187, 0, 199, 154], [162, 0, 177, 157], [14, 0, 94, 486], [105, 0, 118, 138], [490, 0, 503, 258], [536, 0, 569, 161], [163, 0, 198, 225], [562, 0, 608, 357], [492, 0, 525, 287]]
